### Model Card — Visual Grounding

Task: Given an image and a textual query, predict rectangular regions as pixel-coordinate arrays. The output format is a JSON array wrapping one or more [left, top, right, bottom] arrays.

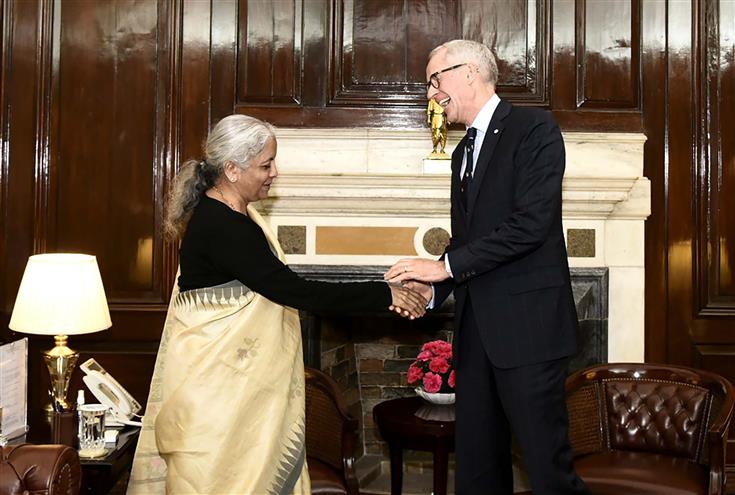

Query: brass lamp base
[[43, 335, 79, 412]]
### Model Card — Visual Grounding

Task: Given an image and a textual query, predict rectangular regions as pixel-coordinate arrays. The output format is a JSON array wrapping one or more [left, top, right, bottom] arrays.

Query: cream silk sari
[[127, 204, 310, 495]]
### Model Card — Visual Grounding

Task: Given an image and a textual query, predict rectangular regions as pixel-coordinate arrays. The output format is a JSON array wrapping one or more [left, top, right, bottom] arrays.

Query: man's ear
[[466, 63, 480, 83]]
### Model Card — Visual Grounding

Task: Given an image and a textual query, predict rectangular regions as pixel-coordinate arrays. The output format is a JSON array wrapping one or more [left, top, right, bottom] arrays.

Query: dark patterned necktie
[[460, 127, 477, 210]]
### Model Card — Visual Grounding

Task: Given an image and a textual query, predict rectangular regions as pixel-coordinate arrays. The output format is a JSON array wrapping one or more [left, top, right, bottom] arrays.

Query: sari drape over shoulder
[[127, 205, 310, 495]]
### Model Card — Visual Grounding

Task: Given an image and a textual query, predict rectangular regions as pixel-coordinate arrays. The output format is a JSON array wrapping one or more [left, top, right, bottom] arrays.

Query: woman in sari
[[127, 115, 426, 494]]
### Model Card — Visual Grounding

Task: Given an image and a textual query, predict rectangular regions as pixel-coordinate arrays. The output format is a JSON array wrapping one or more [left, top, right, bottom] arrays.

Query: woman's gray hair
[[164, 114, 276, 238], [429, 39, 499, 87]]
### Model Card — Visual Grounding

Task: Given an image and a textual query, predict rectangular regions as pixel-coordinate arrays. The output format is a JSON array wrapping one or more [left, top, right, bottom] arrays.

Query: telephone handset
[[80, 358, 143, 427]]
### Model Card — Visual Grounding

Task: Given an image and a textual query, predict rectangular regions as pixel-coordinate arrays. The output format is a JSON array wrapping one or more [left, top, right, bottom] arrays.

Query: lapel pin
[[493, 129, 499, 134]]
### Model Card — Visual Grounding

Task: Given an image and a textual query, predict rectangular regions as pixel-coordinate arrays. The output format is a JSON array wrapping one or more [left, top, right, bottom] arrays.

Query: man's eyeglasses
[[425, 63, 467, 91]]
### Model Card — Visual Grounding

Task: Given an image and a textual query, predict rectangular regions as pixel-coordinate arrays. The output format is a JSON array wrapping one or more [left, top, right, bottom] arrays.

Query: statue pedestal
[[422, 158, 451, 175]]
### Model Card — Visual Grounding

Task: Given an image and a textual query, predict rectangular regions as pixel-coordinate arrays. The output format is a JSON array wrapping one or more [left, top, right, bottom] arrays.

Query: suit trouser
[[454, 299, 590, 495]]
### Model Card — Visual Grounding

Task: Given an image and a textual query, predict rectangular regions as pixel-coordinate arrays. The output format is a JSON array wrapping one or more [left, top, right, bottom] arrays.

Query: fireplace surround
[[260, 127, 649, 459]]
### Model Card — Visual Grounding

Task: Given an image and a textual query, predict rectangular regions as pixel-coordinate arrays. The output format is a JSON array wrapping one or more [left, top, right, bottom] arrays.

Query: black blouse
[[177, 196, 391, 313]]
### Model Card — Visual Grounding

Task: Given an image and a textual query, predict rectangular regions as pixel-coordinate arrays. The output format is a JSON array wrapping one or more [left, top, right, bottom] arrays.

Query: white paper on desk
[[0, 338, 28, 439]]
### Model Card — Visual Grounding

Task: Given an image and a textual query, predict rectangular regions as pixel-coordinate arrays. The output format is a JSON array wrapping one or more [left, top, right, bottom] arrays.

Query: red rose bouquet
[[407, 339, 455, 394]]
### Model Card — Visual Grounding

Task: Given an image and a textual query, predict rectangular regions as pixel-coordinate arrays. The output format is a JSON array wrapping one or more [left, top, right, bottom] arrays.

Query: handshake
[[383, 257, 451, 320]]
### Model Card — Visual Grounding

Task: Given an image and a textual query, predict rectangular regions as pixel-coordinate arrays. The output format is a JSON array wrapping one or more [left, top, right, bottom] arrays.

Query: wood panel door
[[642, 0, 735, 485]]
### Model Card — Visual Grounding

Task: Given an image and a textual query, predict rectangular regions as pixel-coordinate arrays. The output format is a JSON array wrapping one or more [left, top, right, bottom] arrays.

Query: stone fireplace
[[259, 128, 649, 468]]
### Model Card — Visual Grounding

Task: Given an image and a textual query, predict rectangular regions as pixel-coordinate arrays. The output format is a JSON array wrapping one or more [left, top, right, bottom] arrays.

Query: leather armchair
[[305, 367, 360, 495], [566, 363, 735, 495], [0, 444, 81, 495]]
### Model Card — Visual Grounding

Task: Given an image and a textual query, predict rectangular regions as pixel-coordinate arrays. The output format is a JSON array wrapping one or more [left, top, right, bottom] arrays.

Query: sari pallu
[[127, 205, 310, 495]]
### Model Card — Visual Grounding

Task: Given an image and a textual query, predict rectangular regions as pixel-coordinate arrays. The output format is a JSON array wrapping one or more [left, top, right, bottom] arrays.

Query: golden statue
[[426, 98, 449, 159]]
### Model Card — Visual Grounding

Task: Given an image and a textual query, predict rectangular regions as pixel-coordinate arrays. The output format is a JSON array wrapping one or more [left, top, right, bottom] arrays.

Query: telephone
[[80, 358, 143, 427]]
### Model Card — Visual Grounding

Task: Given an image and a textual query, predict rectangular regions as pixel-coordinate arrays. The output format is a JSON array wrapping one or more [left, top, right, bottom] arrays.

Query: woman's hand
[[403, 280, 433, 304], [389, 284, 428, 319]]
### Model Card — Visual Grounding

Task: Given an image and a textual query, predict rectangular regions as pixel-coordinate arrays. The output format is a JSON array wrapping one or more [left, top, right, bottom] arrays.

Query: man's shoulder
[[506, 104, 556, 126], [500, 105, 561, 141]]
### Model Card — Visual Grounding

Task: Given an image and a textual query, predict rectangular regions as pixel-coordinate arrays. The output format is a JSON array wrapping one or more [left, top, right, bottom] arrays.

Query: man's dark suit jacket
[[434, 100, 578, 369]]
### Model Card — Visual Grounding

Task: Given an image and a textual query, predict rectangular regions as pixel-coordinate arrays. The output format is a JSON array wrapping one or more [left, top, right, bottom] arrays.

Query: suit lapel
[[467, 100, 512, 217], [451, 134, 467, 216]]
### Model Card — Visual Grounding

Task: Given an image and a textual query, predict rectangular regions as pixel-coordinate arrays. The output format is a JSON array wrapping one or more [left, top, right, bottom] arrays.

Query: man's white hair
[[429, 39, 498, 86]]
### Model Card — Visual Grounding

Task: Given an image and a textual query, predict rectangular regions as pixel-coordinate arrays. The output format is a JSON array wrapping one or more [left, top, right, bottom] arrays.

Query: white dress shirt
[[430, 94, 502, 308]]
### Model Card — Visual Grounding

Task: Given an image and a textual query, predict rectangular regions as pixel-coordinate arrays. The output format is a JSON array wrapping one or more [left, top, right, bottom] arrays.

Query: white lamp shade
[[9, 253, 112, 335]]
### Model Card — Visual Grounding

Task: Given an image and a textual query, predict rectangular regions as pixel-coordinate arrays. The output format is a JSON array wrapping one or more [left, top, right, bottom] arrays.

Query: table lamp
[[9, 254, 111, 411]]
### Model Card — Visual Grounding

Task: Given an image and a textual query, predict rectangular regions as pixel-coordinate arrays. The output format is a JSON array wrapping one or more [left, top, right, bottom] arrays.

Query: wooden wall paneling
[[156, 0, 179, 296], [551, 0, 575, 109], [665, 0, 735, 472], [180, 0, 212, 165], [575, 0, 640, 109], [330, 0, 459, 106], [52, 0, 162, 304], [234, 0, 333, 126], [0, 0, 10, 326], [666, 0, 696, 365], [34, 0, 52, 255], [301, 0, 329, 108], [641, 0, 668, 363], [1, 0, 44, 321], [462, 0, 548, 103], [553, 0, 643, 131], [238, 0, 437, 127], [714, 0, 735, 303], [237, 0, 302, 106], [1, 0, 53, 416], [231, 0, 650, 130], [696, 0, 735, 319], [210, 0, 238, 122]]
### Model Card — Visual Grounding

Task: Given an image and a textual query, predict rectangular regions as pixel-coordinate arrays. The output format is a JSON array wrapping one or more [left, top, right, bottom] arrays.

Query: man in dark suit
[[385, 40, 589, 494]]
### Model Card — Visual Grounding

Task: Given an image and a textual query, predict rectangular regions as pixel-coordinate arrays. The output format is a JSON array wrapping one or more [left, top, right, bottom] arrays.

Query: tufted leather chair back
[[603, 379, 709, 458], [566, 363, 734, 464], [0, 444, 81, 495]]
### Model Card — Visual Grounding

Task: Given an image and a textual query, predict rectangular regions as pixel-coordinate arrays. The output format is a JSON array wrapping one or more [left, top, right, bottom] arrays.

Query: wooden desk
[[373, 397, 455, 495], [79, 427, 139, 494], [27, 410, 140, 494]]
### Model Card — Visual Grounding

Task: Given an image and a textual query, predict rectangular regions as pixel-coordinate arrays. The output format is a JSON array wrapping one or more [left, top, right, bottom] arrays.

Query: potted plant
[[407, 339, 455, 405]]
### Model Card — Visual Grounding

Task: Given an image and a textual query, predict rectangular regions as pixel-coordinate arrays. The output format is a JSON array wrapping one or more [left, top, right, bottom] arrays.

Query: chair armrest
[[707, 429, 726, 495], [340, 414, 360, 495], [0, 444, 81, 495], [305, 367, 361, 495], [707, 392, 734, 495]]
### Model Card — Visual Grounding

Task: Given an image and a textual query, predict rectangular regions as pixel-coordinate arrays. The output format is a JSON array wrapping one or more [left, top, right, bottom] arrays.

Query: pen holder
[[51, 410, 76, 447]]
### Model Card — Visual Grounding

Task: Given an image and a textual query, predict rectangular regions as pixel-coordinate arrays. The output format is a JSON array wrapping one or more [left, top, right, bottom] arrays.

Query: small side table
[[373, 397, 455, 495]]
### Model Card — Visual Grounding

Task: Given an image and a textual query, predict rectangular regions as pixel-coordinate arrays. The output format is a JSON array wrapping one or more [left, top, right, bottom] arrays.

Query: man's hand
[[388, 285, 428, 320], [384, 258, 450, 284]]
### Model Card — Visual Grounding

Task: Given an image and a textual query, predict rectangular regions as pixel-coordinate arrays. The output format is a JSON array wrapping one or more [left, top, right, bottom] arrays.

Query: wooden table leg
[[433, 443, 449, 495], [389, 442, 403, 495]]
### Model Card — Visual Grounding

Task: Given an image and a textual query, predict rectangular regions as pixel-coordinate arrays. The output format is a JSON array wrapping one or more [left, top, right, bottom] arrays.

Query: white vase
[[415, 387, 455, 405]]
